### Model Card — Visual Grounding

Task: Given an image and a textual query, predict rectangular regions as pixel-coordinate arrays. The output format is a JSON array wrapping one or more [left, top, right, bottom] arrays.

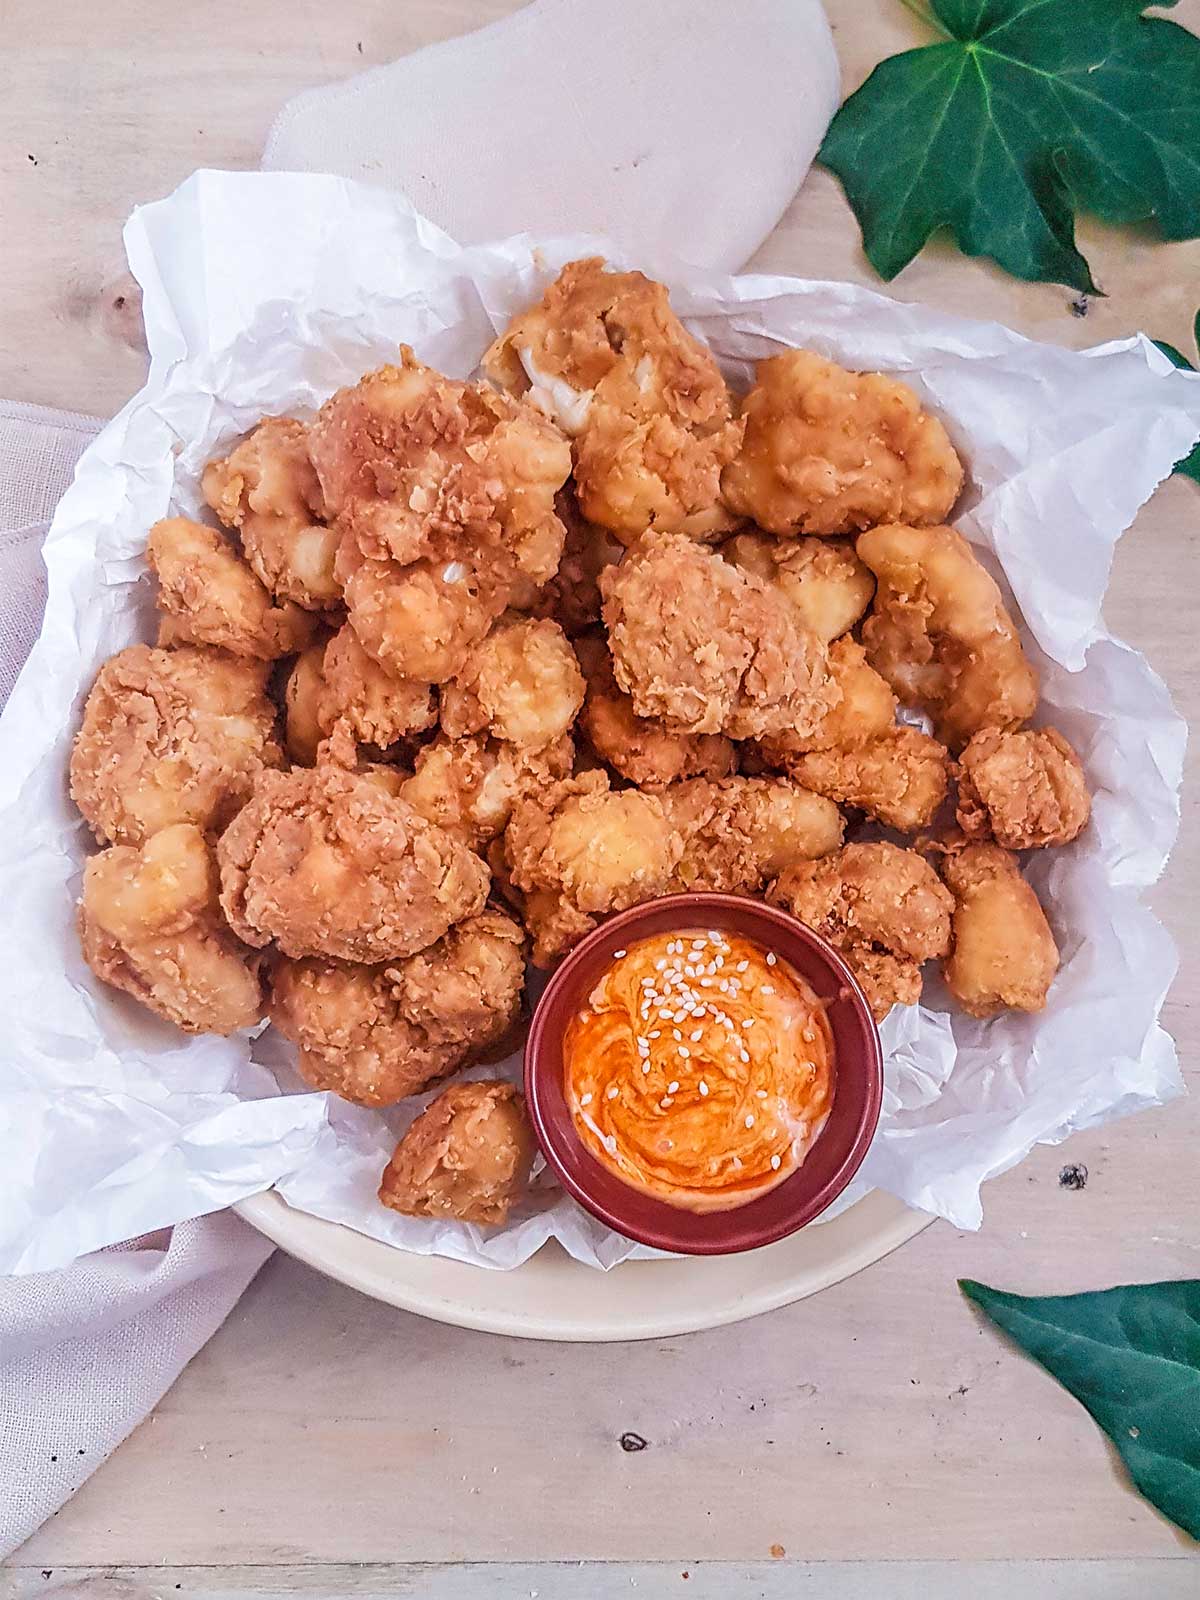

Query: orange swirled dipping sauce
[[564, 927, 835, 1213]]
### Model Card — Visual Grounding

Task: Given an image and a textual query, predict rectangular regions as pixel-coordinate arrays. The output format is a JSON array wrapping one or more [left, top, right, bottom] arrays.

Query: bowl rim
[[524, 892, 883, 1256]]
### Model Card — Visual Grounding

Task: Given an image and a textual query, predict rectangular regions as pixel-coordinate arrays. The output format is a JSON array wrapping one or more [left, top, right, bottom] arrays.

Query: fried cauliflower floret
[[955, 727, 1090, 850], [379, 1079, 535, 1226], [201, 417, 340, 609], [283, 640, 329, 766], [70, 644, 282, 846], [399, 732, 574, 850], [440, 615, 584, 750], [505, 770, 682, 964], [769, 841, 953, 1020], [217, 763, 489, 963], [319, 623, 437, 749], [858, 524, 1038, 751], [940, 842, 1059, 1016], [270, 909, 525, 1106], [523, 490, 624, 634], [757, 638, 897, 761], [575, 632, 735, 789], [781, 727, 950, 834], [308, 350, 571, 681], [723, 532, 875, 642], [483, 258, 742, 540], [722, 351, 963, 536], [601, 530, 835, 740], [661, 776, 844, 892], [147, 517, 314, 660], [79, 823, 263, 1034]]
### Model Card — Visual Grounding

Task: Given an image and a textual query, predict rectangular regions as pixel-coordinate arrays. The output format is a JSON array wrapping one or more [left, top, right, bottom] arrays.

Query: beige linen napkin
[[2, 0, 840, 1556]]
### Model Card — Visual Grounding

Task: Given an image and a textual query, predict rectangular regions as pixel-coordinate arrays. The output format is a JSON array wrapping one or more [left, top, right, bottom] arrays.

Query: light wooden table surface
[[2, 3, 1198, 1596]]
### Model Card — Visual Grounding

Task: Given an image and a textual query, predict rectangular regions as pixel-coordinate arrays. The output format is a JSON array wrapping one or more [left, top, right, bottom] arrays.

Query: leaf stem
[[897, 0, 949, 38]]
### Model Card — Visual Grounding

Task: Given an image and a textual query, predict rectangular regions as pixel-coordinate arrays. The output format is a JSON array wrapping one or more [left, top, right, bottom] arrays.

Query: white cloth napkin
[[264, 0, 840, 273], [0, 0, 839, 1556]]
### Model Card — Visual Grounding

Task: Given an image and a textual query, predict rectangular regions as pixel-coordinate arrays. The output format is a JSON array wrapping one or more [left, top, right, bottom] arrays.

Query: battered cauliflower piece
[[723, 531, 875, 642], [575, 633, 735, 789], [758, 638, 897, 760], [70, 644, 282, 846], [523, 490, 624, 634], [217, 763, 489, 963], [955, 727, 1090, 850], [601, 530, 836, 741], [79, 823, 263, 1034], [722, 351, 964, 536], [309, 350, 571, 681], [379, 1079, 536, 1226], [483, 258, 743, 540], [148, 517, 315, 661], [940, 842, 1060, 1017], [769, 841, 953, 1020], [440, 615, 585, 750], [319, 623, 437, 749], [270, 909, 525, 1106], [858, 524, 1038, 751], [505, 770, 682, 964], [399, 732, 574, 849], [284, 640, 330, 766], [780, 727, 950, 834], [201, 417, 340, 609], [660, 776, 845, 893]]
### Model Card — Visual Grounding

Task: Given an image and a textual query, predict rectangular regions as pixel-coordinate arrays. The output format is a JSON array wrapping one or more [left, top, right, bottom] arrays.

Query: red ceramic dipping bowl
[[524, 892, 883, 1255]]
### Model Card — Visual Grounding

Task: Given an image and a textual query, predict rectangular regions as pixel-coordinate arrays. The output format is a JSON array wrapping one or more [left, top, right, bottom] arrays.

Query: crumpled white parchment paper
[[0, 170, 1195, 1275]]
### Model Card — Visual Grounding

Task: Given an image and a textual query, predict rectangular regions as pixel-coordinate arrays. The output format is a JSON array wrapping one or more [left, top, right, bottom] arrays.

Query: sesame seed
[[745, 1114, 755, 1128], [673, 1010, 688, 1022], [613, 949, 627, 959], [581, 1093, 593, 1106], [732, 1155, 743, 1170], [648, 1030, 661, 1039], [655, 958, 666, 971], [736, 961, 749, 973], [762, 984, 774, 995], [698, 1080, 708, 1096], [692, 939, 707, 950], [605, 1135, 617, 1153], [642, 1062, 651, 1075], [708, 930, 721, 942], [679, 1047, 690, 1060], [607, 1085, 619, 1100], [672, 1028, 682, 1041], [767, 952, 777, 966], [771, 1154, 781, 1170], [668, 1080, 680, 1093], [660, 1097, 674, 1108], [742, 1018, 755, 1029], [659, 1009, 672, 1019], [690, 1029, 703, 1042], [756, 1089, 768, 1099]]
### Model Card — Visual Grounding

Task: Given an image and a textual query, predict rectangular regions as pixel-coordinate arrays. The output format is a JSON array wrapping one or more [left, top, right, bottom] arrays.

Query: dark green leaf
[[818, 0, 1200, 290], [960, 1277, 1200, 1540], [1151, 314, 1200, 481]]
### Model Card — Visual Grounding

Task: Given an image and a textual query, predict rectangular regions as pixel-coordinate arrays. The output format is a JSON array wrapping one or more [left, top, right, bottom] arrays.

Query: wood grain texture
[[1, 0, 1198, 1574]]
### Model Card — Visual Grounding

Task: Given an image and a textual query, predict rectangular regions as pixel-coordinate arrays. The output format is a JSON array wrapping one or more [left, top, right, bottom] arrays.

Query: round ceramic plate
[[236, 1189, 930, 1341]]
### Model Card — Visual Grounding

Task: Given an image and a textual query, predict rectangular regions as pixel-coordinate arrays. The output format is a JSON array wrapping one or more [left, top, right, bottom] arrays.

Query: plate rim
[[235, 1188, 933, 1341]]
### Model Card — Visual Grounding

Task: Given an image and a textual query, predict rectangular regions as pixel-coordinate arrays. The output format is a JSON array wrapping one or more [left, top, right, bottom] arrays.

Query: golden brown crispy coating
[[722, 351, 963, 536], [955, 727, 1090, 850], [440, 615, 585, 750], [505, 770, 682, 964], [758, 638, 897, 760], [70, 644, 282, 846], [601, 530, 835, 741], [79, 823, 263, 1034], [217, 763, 489, 962], [660, 776, 844, 893], [782, 727, 950, 834], [309, 350, 571, 681], [283, 640, 329, 766], [399, 732, 574, 850], [858, 524, 1038, 751], [523, 489, 624, 634], [269, 909, 525, 1106], [201, 417, 340, 609], [148, 517, 315, 660], [574, 633, 736, 789], [723, 531, 875, 643], [940, 842, 1059, 1016], [483, 258, 742, 540], [379, 1079, 535, 1226], [769, 841, 953, 1020], [319, 623, 437, 749]]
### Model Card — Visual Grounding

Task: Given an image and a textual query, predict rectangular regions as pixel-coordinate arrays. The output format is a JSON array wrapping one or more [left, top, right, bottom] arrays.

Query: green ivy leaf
[[1151, 309, 1200, 482], [961, 1278, 1200, 1540], [818, 0, 1200, 291]]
